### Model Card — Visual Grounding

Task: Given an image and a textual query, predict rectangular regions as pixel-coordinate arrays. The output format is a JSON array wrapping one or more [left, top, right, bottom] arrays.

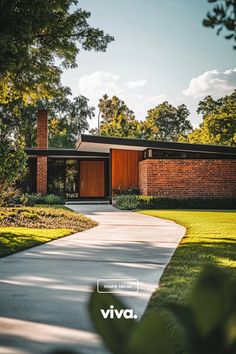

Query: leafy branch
[[203, 0, 236, 49]]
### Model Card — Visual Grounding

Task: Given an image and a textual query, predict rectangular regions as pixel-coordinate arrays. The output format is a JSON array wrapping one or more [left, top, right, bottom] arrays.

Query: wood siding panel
[[112, 149, 143, 191], [80, 161, 104, 197]]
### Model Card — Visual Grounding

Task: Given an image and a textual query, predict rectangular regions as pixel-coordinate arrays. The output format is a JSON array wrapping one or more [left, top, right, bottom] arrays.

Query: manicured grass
[[138, 210, 236, 310], [0, 227, 73, 257], [0, 206, 97, 257]]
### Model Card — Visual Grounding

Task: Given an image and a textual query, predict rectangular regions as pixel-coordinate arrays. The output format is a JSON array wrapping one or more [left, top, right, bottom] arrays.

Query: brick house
[[22, 110, 236, 200]]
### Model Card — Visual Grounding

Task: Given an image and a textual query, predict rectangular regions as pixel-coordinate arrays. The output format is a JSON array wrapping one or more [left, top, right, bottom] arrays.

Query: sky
[[61, 0, 236, 130]]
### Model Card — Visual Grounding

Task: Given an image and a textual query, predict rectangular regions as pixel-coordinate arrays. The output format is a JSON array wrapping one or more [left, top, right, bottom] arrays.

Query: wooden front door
[[80, 161, 105, 197]]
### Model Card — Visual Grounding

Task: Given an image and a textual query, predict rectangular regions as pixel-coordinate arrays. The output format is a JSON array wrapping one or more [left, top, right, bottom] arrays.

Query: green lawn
[[0, 205, 97, 257], [138, 210, 236, 310]]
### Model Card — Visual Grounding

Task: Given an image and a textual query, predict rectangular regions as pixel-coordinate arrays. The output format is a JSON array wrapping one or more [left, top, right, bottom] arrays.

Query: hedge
[[26, 194, 65, 205], [113, 195, 236, 210]]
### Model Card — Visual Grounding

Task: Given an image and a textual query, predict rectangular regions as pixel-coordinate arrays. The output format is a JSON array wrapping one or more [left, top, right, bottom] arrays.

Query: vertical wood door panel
[[112, 149, 143, 190], [80, 161, 105, 197]]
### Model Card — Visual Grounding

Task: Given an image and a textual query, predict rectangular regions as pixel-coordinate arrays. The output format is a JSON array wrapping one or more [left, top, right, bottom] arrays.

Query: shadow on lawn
[[147, 240, 236, 311], [0, 231, 64, 257]]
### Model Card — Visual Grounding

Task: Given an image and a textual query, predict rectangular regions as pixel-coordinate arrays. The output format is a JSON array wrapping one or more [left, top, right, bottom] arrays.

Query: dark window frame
[[143, 148, 236, 160]]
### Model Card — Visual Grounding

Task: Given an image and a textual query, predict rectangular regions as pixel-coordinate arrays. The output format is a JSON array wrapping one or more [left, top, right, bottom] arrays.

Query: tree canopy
[[0, 94, 95, 148], [48, 95, 95, 147], [92, 95, 141, 138], [0, 0, 114, 103], [187, 90, 236, 146], [142, 102, 192, 142]]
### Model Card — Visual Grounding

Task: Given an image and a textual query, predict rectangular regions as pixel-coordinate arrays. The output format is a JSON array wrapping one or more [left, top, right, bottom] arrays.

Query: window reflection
[[48, 159, 79, 199]]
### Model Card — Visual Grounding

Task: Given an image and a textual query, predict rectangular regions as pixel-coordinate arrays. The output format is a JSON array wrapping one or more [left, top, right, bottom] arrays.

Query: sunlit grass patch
[[0, 227, 73, 257], [0, 206, 97, 257], [138, 210, 236, 309]]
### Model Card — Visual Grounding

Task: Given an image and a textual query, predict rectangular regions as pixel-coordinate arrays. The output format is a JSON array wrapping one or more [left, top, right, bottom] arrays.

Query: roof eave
[[78, 134, 236, 156]]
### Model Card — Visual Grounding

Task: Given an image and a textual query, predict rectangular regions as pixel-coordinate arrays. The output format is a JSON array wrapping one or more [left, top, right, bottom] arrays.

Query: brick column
[[37, 156, 48, 194], [36, 110, 48, 195]]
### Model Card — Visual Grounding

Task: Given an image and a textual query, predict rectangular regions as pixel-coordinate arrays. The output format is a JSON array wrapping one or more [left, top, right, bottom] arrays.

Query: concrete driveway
[[0, 205, 185, 354]]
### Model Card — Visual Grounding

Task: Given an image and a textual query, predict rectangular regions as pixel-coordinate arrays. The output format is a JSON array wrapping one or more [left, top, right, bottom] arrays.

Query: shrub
[[0, 187, 28, 206], [113, 195, 140, 210], [26, 194, 65, 206], [113, 195, 236, 210], [112, 186, 140, 196], [44, 194, 64, 205]]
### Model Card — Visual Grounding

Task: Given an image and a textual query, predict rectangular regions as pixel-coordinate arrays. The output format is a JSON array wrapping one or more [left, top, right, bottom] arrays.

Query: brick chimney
[[36, 109, 48, 195], [37, 109, 48, 148]]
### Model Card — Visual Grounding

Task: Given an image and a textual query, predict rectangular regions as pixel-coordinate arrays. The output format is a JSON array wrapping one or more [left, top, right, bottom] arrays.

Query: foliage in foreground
[[88, 266, 236, 354], [113, 194, 236, 210], [0, 206, 97, 231], [203, 0, 236, 50]]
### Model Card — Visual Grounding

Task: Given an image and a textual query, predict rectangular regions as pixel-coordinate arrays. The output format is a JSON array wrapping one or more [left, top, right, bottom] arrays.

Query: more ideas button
[[97, 279, 139, 293]]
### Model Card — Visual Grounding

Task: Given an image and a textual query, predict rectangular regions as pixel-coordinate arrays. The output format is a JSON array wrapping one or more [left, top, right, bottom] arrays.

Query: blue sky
[[62, 0, 236, 129]]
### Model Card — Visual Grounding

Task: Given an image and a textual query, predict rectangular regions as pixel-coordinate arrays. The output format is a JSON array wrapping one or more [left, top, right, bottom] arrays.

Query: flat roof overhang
[[25, 148, 109, 158], [76, 134, 236, 157]]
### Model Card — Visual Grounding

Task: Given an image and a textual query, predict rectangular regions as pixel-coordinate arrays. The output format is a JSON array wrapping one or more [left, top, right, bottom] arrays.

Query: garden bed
[[0, 206, 97, 257]]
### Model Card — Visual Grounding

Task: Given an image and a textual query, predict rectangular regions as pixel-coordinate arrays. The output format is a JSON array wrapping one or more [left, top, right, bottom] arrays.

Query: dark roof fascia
[[25, 148, 109, 158], [80, 134, 236, 156]]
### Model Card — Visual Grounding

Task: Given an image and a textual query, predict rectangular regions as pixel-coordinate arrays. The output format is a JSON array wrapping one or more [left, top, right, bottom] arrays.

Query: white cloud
[[129, 93, 144, 100], [147, 94, 167, 103], [183, 68, 236, 98], [78, 71, 122, 98], [125, 79, 147, 89]]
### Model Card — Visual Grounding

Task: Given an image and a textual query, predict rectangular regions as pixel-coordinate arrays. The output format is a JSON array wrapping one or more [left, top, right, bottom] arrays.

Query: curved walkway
[[0, 205, 185, 354]]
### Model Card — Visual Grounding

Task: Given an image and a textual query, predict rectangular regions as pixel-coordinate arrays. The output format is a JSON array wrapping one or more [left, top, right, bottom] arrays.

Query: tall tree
[[1, 95, 95, 148], [0, 0, 113, 193], [48, 95, 95, 147], [98, 112, 141, 138], [0, 101, 27, 196], [203, 0, 236, 49], [92, 95, 141, 138], [187, 91, 236, 146], [0, 0, 114, 103], [98, 95, 134, 124], [143, 102, 192, 142]]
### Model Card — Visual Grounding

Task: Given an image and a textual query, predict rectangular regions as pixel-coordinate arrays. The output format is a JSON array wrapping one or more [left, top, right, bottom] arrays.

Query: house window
[[48, 158, 79, 199], [17, 157, 37, 193]]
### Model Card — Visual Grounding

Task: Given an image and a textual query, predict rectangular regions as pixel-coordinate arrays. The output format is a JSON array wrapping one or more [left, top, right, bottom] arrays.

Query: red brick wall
[[37, 156, 47, 194], [36, 110, 48, 195], [139, 159, 236, 198]]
